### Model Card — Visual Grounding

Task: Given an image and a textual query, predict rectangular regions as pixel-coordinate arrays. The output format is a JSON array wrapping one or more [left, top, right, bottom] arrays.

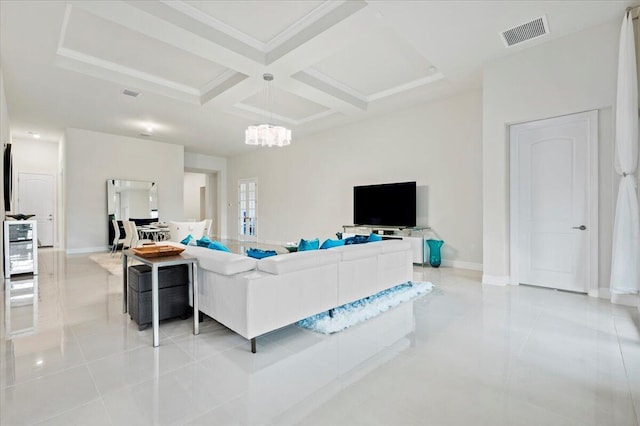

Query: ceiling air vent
[[500, 15, 549, 48], [122, 89, 139, 97]]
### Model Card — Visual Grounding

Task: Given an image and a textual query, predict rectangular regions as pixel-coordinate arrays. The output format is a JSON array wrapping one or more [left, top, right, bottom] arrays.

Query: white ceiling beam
[[70, 1, 261, 73], [266, 1, 367, 65]]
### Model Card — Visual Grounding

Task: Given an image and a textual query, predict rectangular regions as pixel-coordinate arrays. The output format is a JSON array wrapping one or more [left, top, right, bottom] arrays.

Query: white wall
[[227, 90, 483, 267], [482, 19, 620, 288], [11, 138, 60, 245], [64, 128, 184, 252], [0, 70, 9, 273], [184, 172, 206, 220], [1, 71, 9, 213]]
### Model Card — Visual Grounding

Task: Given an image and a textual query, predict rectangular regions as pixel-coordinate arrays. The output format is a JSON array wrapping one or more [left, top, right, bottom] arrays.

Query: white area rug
[[89, 252, 128, 276], [297, 281, 434, 334]]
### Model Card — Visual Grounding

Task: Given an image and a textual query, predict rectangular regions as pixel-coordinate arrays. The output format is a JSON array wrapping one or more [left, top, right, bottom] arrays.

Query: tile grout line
[[612, 315, 640, 426]]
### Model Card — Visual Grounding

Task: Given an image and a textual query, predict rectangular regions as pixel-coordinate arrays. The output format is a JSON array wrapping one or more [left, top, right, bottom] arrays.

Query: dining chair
[[204, 219, 213, 238], [128, 220, 153, 247], [111, 220, 126, 256], [129, 221, 140, 248]]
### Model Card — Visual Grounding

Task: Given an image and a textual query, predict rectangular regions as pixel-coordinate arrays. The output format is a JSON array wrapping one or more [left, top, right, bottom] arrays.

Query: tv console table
[[342, 225, 431, 265]]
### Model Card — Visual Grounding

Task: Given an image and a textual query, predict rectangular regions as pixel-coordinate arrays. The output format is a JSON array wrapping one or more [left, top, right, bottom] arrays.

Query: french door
[[238, 178, 257, 242]]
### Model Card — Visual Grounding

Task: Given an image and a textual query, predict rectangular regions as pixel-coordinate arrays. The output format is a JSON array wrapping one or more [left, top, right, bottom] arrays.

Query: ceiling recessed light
[[27, 131, 40, 139], [146, 126, 153, 133]]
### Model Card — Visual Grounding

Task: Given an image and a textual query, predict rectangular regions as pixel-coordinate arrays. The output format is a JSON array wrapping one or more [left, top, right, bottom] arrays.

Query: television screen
[[353, 181, 416, 227]]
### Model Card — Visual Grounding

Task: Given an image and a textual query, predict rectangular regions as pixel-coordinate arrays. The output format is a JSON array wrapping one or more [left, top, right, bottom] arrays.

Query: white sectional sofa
[[169, 240, 413, 352]]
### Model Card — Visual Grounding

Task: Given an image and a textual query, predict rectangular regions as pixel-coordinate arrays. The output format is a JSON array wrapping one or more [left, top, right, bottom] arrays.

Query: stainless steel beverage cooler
[[4, 220, 38, 277]]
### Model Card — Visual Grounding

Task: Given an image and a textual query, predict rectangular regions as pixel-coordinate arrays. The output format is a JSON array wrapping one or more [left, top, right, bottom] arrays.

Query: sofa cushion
[[208, 241, 231, 252], [172, 244, 256, 276], [246, 248, 277, 259], [298, 238, 319, 251], [197, 235, 214, 247], [329, 242, 382, 261], [258, 250, 340, 275], [320, 238, 345, 249], [367, 232, 383, 242]]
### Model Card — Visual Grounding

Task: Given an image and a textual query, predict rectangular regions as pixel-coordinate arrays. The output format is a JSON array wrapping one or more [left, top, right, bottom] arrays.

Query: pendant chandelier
[[245, 74, 292, 147]]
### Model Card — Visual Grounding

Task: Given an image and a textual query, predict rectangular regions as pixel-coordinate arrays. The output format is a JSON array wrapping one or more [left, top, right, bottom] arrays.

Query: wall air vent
[[500, 15, 549, 47], [122, 89, 139, 97]]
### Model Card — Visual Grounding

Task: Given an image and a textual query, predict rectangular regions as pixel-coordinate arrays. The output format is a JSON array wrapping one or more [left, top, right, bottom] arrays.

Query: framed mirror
[[107, 179, 158, 244]]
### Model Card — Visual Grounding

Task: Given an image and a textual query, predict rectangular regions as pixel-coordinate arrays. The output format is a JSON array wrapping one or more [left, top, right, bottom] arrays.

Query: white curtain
[[611, 11, 640, 295]]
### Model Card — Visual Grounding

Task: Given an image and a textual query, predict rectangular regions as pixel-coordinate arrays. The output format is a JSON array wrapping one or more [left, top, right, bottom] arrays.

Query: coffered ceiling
[[0, 0, 632, 156]]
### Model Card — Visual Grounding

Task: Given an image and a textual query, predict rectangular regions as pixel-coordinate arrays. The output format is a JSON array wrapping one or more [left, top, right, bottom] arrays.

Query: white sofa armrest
[[165, 242, 256, 275]]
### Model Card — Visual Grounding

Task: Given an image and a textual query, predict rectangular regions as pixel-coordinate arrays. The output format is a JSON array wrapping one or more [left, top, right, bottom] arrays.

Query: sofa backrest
[[258, 250, 341, 275], [371, 239, 411, 253], [329, 243, 382, 260], [168, 220, 206, 243]]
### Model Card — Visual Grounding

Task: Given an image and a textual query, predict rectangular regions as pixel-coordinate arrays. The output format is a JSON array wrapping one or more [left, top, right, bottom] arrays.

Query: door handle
[[572, 225, 586, 230]]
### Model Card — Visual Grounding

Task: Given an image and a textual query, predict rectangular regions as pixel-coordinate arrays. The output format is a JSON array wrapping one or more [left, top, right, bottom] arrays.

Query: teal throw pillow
[[208, 241, 231, 252], [246, 248, 277, 259], [298, 238, 320, 251], [368, 232, 383, 242], [196, 235, 213, 247], [180, 234, 193, 245], [320, 238, 346, 249]]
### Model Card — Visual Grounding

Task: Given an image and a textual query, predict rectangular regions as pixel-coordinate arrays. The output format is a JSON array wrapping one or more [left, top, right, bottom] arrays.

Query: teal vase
[[426, 239, 444, 267]]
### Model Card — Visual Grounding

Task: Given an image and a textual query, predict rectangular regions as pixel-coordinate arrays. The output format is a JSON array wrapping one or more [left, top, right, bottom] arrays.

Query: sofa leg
[[250, 338, 256, 354], [329, 308, 335, 318]]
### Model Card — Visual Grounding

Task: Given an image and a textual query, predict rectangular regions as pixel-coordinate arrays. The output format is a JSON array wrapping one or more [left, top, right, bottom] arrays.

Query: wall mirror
[[107, 179, 158, 220]]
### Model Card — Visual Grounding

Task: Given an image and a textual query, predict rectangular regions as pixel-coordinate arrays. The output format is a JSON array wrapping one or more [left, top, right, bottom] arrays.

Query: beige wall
[[184, 152, 227, 239], [184, 172, 206, 221], [64, 128, 184, 252], [482, 19, 619, 287], [0, 70, 9, 273], [227, 90, 483, 268]]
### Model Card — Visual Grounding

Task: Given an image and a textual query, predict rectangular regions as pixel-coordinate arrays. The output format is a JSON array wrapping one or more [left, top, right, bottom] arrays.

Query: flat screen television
[[353, 181, 416, 227]]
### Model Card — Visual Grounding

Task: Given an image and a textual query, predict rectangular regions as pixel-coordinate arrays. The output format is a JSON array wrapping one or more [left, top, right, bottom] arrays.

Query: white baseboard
[[596, 287, 640, 307], [441, 260, 483, 271], [482, 274, 511, 286], [610, 292, 640, 307], [66, 246, 109, 254], [597, 287, 611, 299]]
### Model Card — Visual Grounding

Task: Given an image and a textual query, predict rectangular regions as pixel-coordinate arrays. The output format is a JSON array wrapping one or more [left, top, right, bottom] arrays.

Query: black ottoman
[[128, 264, 190, 330]]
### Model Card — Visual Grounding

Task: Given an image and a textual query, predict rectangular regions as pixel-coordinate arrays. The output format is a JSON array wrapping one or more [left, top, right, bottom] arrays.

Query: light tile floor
[[1, 247, 639, 425]]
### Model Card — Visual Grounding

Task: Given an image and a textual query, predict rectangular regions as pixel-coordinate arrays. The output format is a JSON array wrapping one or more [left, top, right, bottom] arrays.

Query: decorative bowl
[[283, 242, 298, 253], [6, 214, 35, 220]]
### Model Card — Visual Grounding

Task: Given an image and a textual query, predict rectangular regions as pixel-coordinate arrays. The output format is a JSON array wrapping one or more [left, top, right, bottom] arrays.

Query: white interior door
[[18, 173, 55, 247], [510, 111, 597, 293]]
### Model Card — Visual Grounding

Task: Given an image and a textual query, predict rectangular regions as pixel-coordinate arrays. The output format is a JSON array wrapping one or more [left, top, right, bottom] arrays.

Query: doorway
[[17, 173, 55, 247], [510, 111, 598, 294]]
